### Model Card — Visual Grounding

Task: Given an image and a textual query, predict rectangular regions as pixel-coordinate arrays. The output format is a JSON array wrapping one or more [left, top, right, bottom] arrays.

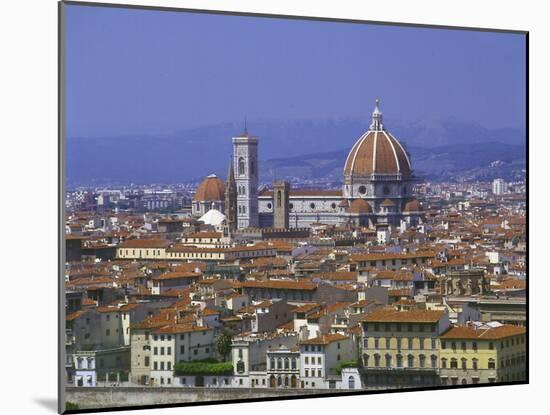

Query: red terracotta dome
[[349, 198, 373, 214], [343, 100, 411, 178], [193, 174, 225, 202], [403, 198, 421, 212]]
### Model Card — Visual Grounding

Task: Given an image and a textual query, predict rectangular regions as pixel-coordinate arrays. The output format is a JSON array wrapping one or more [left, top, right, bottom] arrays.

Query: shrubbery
[[333, 360, 359, 375], [174, 359, 233, 376]]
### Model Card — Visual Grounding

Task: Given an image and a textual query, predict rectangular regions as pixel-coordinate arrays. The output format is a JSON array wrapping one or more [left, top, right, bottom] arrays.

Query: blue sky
[[65, 4, 526, 139]]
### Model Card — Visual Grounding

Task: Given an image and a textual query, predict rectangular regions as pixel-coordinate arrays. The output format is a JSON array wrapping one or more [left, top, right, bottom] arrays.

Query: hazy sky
[[65, 4, 526, 138]]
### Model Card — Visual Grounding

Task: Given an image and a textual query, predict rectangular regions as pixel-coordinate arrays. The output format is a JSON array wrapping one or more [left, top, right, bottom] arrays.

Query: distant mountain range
[[66, 118, 526, 186]]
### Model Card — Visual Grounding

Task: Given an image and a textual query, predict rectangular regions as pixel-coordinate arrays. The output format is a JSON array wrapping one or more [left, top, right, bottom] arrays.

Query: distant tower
[[225, 158, 237, 233], [233, 125, 259, 229], [273, 181, 290, 229]]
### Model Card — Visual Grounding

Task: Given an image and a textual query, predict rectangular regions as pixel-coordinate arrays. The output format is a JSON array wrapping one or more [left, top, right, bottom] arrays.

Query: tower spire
[[243, 117, 248, 136], [369, 98, 384, 131]]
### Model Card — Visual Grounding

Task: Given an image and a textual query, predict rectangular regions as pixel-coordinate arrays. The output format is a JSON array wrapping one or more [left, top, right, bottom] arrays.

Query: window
[[305, 369, 309, 377], [167, 362, 172, 370], [337, 354, 341, 361], [194, 349, 198, 355], [461, 358, 467, 370], [406, 354, 413, 368], [431, 355, 437, 368], [317, 357, 322, 365], [385, 338, 391, 349], [374, 354, 381, 367], [144, 356, 150, 367], [105, 329, 110, 336], [291, 358, 297, 370], [419, 338, 425, 350], [385, 354, 392, 368], [450, 358, 458, 369], [284, 358, 289, 370], [407, 323, 413, 332], [419, 354, 426, 368], [472, 358, 478, 370], [270, 358, 276, 369], [305, 357, 309, 364], [277, 358, 282, 369], [160, 347, 165, 355], [310, 203, 315, 209], [238, 157, 245, 175], [408, 338, 413, 350], [374, 338, 379, 348], [180, 345, 185, 354], [167, 347, 171, 355], [461, 341, 467, 351], [153, 362, 158, 370], [441, 358, 447, 369], [180, 334, 185, 340], [451, 342, 456, 351], [317, 369, 322, 377], [489, 342, 494, 350], [396, 338, 402, 350], [181, 377, 186, 385], [161, 335, 165, 341], [160, 362, 164, 370]]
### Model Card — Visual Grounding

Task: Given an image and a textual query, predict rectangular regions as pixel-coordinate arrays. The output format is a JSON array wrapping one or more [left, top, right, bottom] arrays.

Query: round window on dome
[[289, 203, 294, 210], [331, 203, 337, 209], [358, 185, 367, 195], [383, 186, 390, 195], [267, 203, 272, 210], [310, 203, 315, 210]]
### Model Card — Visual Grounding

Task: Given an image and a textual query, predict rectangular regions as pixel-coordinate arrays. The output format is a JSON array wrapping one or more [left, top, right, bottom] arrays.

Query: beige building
[[360, 308, 450, 387], [438, 323, 526, 385]]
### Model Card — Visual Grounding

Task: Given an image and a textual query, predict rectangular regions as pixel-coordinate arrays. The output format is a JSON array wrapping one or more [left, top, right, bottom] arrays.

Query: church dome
[[403, 198, 421, 212], [194, 174, 225, 202], [349, 198, 373, 214], [344, 100, 412, 177]]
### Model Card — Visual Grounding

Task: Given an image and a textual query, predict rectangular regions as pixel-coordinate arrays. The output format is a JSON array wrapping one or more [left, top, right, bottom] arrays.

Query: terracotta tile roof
[[152, 323, 213, 334], [119, 239, 171, 249], [241, 279, 317, 291], [300, 333, 349, 345], [440, 324, 526, 340], [153, 271, 201, 281], [362, 308, 445, 323]]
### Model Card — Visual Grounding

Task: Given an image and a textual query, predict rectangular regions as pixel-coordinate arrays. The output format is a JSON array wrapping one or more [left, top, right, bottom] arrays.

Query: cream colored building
[[438, 322, 526, 385], [360, 308, 450, 387]]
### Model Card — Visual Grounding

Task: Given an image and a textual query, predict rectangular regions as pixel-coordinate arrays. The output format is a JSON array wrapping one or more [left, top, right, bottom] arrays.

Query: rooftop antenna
[[243, 117, 248, 136]]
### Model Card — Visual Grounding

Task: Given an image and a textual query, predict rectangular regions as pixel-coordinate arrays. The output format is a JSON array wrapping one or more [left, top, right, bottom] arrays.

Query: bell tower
[[232, 125, 259, 229]]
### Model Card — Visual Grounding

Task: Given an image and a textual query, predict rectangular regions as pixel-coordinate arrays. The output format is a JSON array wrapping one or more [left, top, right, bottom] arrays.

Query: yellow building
[[438, 323, 526, 385], [360, 308, 450, 387], [116, 239, 171, 260]]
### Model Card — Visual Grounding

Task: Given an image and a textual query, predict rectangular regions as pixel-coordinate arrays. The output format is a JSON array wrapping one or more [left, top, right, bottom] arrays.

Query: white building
[[492, 178, 508, 195]]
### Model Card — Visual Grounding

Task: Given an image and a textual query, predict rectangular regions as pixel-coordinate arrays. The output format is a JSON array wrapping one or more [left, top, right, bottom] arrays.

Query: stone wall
[[65, 386, 338, 410]]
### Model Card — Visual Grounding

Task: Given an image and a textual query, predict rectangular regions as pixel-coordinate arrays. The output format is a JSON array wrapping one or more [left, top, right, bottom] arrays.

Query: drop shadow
[[34, 398, 58, 413]]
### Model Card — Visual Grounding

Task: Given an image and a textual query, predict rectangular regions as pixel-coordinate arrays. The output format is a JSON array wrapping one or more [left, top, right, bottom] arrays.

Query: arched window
[[385, 354, 392, 368], [374, 354, 381, 367], [277, 376, 282, 386], [431, 354, 437, 368], [284, 358, 289, 370], [291, 358, 297, 370], [363, 354, 369, 366], [407, 354, 414, 368], [277, 358, 282, 369], [348, 376, 356, 389], [441, 358, 447, 369], [238, 157, 245, 176], [419, 354, 426, 368], [270, 358, 275, 370]]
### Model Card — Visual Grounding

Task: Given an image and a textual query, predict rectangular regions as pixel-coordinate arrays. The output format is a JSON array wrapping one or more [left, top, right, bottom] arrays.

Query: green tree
[[215, 330, 233, 361]]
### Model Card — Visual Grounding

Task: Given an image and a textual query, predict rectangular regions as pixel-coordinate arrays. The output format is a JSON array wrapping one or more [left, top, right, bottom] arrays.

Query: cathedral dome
[[194, 174, 225, 202], [344, 100, 412, 177], [403, 198, 421, 212], [349, 198, 373, 214]]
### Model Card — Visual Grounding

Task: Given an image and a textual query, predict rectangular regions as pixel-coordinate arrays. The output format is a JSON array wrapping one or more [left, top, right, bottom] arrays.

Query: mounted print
[[59, 1, 528, 413]]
